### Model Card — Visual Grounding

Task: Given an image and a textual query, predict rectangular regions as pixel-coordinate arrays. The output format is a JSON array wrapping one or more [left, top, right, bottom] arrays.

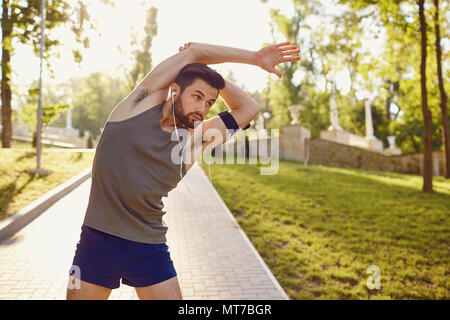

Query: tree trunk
[[1, 1, 13, 148], [433, 0, 450, 178], [418, 0, 433, 192]]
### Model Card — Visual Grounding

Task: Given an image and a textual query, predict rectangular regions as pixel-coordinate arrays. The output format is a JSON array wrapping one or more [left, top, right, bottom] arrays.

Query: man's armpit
[[134, 88, 149, 106]]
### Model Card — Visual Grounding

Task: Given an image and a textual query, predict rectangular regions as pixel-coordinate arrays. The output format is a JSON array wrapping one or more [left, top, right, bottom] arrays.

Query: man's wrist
[[238, 49, 259, 67]]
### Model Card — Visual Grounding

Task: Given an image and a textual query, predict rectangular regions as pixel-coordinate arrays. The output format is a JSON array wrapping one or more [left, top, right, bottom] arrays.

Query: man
[[66, 41, 300, 300]]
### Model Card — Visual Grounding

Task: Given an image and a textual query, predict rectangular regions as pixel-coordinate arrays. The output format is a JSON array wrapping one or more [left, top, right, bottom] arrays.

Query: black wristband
[[218, 111, 251, 131], [218, 111, 251, 140]]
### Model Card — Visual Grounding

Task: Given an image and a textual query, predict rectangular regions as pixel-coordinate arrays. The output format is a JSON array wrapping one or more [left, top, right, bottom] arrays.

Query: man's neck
[[160, 99, 191, 133]]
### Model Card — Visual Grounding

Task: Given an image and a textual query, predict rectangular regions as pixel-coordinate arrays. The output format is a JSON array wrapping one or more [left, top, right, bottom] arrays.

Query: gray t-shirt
[[83, 102, 187, 243]]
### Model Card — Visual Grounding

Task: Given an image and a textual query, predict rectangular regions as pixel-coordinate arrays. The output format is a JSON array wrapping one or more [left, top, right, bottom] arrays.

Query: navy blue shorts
[[69, 225, 177, 289]]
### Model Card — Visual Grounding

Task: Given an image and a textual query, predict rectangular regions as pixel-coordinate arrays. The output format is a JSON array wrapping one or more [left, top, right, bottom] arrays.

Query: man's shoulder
[[107, 87, 169, 122]]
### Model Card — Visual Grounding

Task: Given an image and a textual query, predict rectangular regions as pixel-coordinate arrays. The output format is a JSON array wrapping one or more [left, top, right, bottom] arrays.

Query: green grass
[[199, 156, 450, 300], [0, 148, 95, 222], [10, 139, 32, 148]]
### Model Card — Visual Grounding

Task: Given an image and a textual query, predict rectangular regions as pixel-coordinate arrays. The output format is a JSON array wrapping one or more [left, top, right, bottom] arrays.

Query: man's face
[[173, 78, 218, 129]]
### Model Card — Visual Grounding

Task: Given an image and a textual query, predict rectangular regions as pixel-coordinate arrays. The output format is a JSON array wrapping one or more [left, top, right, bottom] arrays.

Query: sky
[[10, 0, 397, 98]]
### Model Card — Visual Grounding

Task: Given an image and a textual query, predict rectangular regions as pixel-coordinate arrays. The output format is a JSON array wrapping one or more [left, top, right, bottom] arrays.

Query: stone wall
[[279, 125, 310, 162], [306, 138, 443, 176], [219, 132, 444, 177]]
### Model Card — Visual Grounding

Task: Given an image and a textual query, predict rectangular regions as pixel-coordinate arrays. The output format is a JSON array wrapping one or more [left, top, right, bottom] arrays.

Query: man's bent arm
[[220, 79, 259, 112], [218, 79, 259, 131], [198, 78, 259, 151]]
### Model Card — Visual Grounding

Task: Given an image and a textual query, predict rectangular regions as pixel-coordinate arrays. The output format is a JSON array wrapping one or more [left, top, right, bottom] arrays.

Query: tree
[[260, 0, 383, 141], [1, 0, 113, 148], [18, 89, 69, 146], [125, 6, 158, 92], [418, 0, 433, 192], [337, 0, 443, 191], [86, 132, 93, 148], [70, 71, 127, 138], [432, 0, 449, 178], [260, 0, 322, 133]]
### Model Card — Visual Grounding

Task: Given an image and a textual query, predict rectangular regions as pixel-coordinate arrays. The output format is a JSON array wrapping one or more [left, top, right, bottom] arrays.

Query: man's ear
[[170, 83, 180, 98]]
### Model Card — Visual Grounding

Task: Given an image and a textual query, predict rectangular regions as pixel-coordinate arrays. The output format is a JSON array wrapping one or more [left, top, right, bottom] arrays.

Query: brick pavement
[[0, 162, 288, 300]]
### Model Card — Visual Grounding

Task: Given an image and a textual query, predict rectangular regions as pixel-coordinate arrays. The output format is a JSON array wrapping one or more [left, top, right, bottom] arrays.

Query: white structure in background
[[363, 90, 383, 151], [63, 107, 80, 138], [11, 99, 93, 147], [321, 81, 383, 153], [288, 104, 302, 125], [45, 106, 81, 140], [327, 72, 342, 131], [281, 104, 311, 162], [255, 113, 265, 131], [66, 105, 73, 130], [384, 135, 402, 155]]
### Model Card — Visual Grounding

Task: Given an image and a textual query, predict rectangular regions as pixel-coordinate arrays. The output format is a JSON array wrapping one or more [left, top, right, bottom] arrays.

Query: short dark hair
[[174, 63, 225, 96]]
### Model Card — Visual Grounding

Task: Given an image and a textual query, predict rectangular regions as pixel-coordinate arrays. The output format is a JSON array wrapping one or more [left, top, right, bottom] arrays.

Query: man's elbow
[[242, 103, 259, 129], [250, 103, 260, 119]]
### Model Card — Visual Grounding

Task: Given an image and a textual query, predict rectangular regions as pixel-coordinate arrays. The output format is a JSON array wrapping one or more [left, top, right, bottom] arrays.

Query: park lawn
[[10, 139, 33, 149], [199, 157, 450, 300], [0, 148, 95, 222]]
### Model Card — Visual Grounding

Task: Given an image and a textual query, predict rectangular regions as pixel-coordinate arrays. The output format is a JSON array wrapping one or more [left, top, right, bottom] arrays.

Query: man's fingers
[[273, 67, 282, 78], [280, 45, 299, 51], [281, 56, 301, 62], [275, 41, 291, 47], [282, 49, 300, 56]]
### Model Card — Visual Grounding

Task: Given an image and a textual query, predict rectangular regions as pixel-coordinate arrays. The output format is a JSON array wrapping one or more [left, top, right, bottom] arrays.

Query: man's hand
[[255, 41, 301, 78]]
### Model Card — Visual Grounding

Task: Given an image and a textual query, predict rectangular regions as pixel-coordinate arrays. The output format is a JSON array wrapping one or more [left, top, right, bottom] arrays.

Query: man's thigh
[[134, 276, 182, 300], [66, 276, 112, 300]]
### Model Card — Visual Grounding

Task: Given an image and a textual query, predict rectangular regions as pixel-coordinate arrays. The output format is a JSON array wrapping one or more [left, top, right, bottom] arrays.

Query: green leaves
[[18, 102, 70, 129], [126, 6, 158, 91]]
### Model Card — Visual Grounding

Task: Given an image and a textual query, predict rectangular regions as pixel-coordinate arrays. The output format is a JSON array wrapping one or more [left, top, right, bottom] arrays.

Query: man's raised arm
[[135, 41, 300, 95], [184, 41, 300, 78]]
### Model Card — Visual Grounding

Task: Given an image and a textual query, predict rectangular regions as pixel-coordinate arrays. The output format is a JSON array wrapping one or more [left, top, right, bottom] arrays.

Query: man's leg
[[134, 275, 182, 300], [66, 276, 112, 300]]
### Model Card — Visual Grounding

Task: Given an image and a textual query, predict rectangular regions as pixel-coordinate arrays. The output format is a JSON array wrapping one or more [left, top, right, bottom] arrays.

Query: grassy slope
[[200, 158, 449, 299], [0, 149, 95, 221]]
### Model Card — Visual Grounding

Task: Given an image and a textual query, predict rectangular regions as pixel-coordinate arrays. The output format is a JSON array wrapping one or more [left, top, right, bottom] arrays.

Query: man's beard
[[173, 97, 201, 129]]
